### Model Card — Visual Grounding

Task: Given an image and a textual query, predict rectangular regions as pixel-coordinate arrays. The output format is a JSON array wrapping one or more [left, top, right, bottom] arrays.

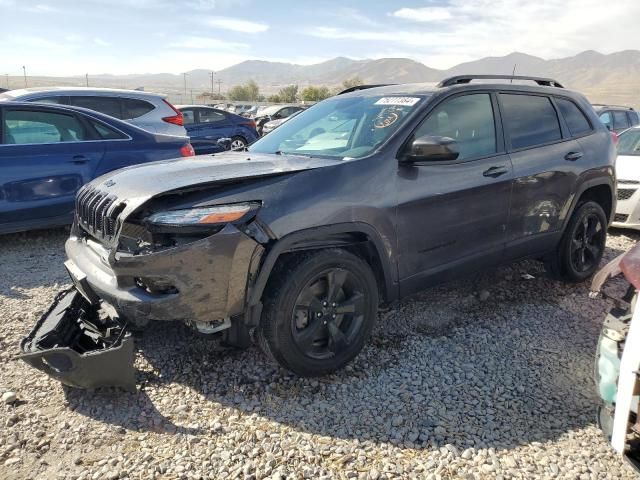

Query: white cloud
[[94, 38, 111, 47], [25, 3, 56, 12], [204, 16, 268, 34], [169, 36, 248, 50], [304, 0, 640, 68], [391, 7, 452, 22]]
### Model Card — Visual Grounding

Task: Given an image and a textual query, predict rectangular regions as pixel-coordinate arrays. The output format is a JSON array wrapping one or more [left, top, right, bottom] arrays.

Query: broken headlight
[[145, 202, 260, 233]]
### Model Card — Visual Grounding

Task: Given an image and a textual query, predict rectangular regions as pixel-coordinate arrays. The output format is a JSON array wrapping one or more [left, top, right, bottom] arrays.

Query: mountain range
[[7, 50, 640, 107]]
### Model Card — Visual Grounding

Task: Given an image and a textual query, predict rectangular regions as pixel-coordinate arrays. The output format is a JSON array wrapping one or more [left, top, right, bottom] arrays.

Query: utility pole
[[209, 71, 215, 100], [22, 66, 27, 87], [190, 89, 193, 104], [5, 74, 8, 89], [216, 79, 222, 97], [183, 72, 188, 98], [85, 73, 89, 87]]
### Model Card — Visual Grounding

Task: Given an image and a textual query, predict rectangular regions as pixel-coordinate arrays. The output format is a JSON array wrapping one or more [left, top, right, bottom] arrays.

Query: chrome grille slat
[[75, 185, 123, 243]]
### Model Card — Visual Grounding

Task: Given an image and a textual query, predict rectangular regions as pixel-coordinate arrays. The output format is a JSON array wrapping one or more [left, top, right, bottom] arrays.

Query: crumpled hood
[[90, 151, 339, 212]]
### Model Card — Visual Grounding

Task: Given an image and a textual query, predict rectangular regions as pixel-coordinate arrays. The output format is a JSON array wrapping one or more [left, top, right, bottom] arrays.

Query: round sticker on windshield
[[374, 108, 400, 129]]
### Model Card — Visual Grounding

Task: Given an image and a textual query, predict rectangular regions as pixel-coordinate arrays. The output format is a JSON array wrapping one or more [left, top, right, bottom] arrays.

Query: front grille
[[614, 214, 629, 223], [618, 179, 640, 185], [617, 188, 637, 201], [75, 185, 125, 241]]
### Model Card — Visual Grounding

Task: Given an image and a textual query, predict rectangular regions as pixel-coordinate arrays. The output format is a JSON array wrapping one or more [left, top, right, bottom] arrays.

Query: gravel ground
[[1, 228, 639, 480]]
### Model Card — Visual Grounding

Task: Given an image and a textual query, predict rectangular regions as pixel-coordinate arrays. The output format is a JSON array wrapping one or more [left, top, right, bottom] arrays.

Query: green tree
[[341, 76, 363, 90], [227, 80, 261, 101], [300, 85, 332, 102], [267, 94, 282, 103], [277, 84, 299, 103]]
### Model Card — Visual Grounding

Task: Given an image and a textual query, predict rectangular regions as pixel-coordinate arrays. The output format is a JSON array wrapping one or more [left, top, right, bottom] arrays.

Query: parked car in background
[[0, 87, 187, 137], [178, 105, 258, 154], [592, 244, 640, 474], [612, 127, 640, 230], [0, 102, 194, 234], [255, 104, 305, 135], [593, 104, 640, 134], [261, 109, 303, 135], [19, 75, 616, 389]]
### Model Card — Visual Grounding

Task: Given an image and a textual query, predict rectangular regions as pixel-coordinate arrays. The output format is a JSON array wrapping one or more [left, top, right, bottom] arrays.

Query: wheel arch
[[570, 178, 615, 225], [245, 223, 397, 325]]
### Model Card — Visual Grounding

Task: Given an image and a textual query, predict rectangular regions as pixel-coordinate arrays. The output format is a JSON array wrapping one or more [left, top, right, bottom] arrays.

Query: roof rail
[[437, 75, 564, 89], [338, 84, 394, 95], [591, 103, 635, 110]]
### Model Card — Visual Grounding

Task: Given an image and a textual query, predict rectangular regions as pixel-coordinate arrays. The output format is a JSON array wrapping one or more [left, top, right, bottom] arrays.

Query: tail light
[[162, 99, 184, 126], [611, 131, 619, 145], [240, 119, 257, 130], [180, 143, 195, 157]]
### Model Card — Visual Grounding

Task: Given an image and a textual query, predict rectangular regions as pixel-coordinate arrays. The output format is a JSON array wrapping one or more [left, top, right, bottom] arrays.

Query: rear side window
[[33, 96, 65, 105], [198, 109, 226, 123], [413, 93, 497, 160], [90, 120, 128, 140], [122, 98, 154, 119], [68, 96, 123, 119], [614, 111, 630, 130], [181, 109, 195, 125], [555, 98, 592, 137], [501, 94, 562, 149], [3, 109, 87, 144], [599, 111, 613, 130], [629, 111, 639, 126]]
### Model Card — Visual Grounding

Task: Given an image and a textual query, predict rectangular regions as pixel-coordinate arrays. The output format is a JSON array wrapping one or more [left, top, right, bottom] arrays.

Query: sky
[[1, 0, 639, 76]]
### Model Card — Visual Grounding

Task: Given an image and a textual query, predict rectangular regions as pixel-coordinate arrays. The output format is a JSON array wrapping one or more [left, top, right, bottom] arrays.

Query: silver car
[[0, 87, 187, 137]]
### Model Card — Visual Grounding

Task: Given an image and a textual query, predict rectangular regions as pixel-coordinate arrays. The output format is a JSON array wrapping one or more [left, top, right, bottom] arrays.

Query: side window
[[198, 109, 226, 123], [413, 93, 497, 160], [68, 96, 123, 119], [122, 98, 154, 119], [613, 111, 630, 130], [599, 111, 613, 130], [181, 109, 195, 125], [629, 111, 640, 126], [3, 109, 87, 144], [500, 94, 562, 149], [555, 98, 592, 137], [90, 120, 128, 140], [33, 96, 64, 105]]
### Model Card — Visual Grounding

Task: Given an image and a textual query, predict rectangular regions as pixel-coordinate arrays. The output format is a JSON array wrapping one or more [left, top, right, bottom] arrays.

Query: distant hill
[[8, 50, 640, 108]]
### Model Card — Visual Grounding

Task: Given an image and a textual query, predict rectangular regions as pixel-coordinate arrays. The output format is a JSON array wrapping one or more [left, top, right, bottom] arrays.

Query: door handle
[[482, 166, 509, 178], [68, 155, 89, 164], [564, 151, 583, 161]]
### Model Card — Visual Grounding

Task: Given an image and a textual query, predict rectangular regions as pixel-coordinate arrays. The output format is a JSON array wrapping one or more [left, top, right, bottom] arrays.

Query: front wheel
[[545, 200, 607, 282], [258, 249, 379, 377]]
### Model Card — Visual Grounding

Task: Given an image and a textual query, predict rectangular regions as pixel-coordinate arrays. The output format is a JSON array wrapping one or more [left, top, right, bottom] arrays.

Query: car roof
[[592, 104, 635, 112], [1, 86, 167, 99]]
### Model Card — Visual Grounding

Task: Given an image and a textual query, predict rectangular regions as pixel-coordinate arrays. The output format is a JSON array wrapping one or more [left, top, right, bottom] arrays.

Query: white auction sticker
[[374, 97, 420, 106]]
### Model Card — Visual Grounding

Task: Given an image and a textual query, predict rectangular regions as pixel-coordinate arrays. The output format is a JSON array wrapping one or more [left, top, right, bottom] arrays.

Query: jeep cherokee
[[20, 75, 617, 388]]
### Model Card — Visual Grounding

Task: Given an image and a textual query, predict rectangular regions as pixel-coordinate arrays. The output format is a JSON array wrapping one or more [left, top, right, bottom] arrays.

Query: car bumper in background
[[612, 182, 640, 230]]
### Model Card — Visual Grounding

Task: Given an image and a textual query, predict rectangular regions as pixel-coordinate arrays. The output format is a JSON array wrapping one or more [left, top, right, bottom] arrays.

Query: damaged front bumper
[[19, 288, 136, 391]]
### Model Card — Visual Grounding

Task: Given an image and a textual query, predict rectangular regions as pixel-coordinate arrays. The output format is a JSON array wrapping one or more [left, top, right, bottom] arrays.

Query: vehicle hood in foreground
[[90, 151, 341, 204]]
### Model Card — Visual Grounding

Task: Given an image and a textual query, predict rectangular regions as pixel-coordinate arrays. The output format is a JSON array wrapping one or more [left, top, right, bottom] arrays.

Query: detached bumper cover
[[19, 288, 136, 391]]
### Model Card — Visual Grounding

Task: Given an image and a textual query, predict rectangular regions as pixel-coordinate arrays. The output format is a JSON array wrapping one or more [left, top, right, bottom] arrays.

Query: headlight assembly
[[145, 202, 260, 232]]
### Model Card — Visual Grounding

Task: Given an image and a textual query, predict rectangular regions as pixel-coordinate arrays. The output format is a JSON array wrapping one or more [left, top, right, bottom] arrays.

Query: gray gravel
[[0, 227, 639, 479]]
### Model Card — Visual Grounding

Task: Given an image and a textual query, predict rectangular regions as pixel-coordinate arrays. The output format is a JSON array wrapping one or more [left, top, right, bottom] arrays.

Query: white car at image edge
[[612, 126, 640, 229], [0, 87, 187, 137]]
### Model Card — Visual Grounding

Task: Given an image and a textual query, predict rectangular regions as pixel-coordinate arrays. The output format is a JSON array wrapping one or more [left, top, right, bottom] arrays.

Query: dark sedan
[[0, 101, 194, 234]]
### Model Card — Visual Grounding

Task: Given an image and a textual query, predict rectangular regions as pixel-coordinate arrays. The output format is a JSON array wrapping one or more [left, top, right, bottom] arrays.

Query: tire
[[230, 136, 247, 151], [258, 249, 379, 377], [544, 200, 607, 282]]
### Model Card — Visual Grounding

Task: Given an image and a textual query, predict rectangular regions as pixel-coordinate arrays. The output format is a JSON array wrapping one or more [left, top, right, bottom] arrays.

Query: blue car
[[0, 101, 194, 234], [178, 105, 259, 154]]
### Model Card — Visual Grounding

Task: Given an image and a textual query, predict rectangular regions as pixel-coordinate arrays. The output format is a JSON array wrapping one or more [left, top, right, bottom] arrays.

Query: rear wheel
[[545, 200, 607, 282], [230, 136, 247, 151], [258, 249, 378, 377]]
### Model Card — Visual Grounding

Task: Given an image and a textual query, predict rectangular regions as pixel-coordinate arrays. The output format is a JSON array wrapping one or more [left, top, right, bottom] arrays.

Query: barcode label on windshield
[[375, 97, 420, 106]]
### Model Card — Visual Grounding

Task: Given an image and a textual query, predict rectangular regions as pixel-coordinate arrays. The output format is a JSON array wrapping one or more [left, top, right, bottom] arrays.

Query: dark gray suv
[[20, 75, 616, 387]]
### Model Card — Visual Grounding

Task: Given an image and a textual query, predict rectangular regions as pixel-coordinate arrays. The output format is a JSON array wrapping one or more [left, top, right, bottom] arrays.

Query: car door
[[195, 108, 232, 152], [499, 92, 579, 258], [396, 92, 513, 294], [0, 106, 104, 228]]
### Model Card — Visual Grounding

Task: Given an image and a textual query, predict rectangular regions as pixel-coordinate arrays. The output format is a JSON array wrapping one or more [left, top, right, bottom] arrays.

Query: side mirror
[[402, 135, 459, 163], [216, 137, 232, 151]]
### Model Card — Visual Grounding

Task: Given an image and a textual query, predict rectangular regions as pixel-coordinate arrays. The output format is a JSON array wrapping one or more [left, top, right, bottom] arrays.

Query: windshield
[[249, 94, 427, 159], [618, 129, 640, 156]]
